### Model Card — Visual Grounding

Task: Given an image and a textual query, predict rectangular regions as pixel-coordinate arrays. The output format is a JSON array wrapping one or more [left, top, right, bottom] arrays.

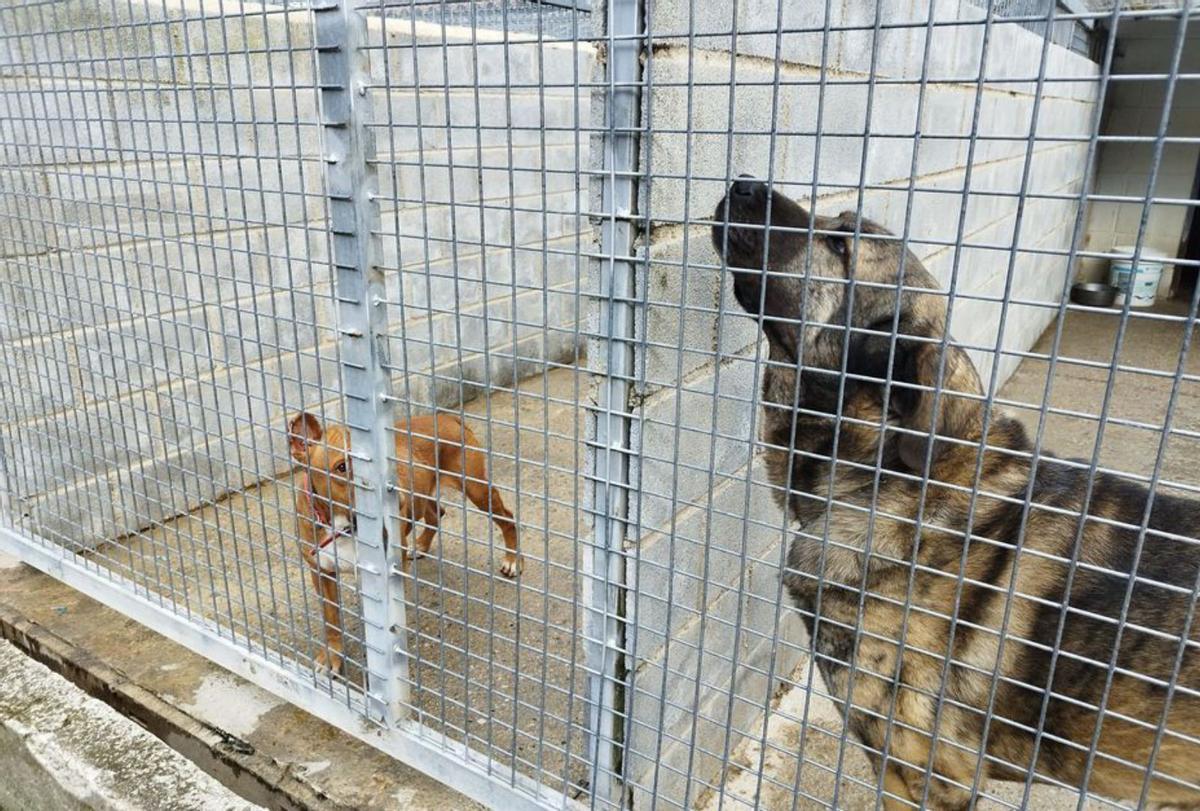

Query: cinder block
[[640, 57, 1095, 238], [3, 155, 325, 257], [432, 90, 575, 134], [377, 184, 583, 277], [0, 339, 82, 423], [380, 144, 579, 212], [108, 84, 323, 160], [140, 220, 328, 308], [25, 416, 291, 549], [628, 586, 741, 757], [633, 460, 788, 663], [634, 235, 723, 390], [836, 0, 981, 80], [740, 560, 807, 663], [213, 285, 329, 368], [0, 167, 52, 258], [1036, 96, 1095, 140], [627, 603, 788, 809], [648, 0, 832, 71], [8, 393, 167, 499], [5, 2, 316, 89], [629, 355, 764, 538], [862, 84, 920, 183], [928, 12, 986, 81], [369, 19, 593, 92], [161, 347, 341, 459], [642, 50, 823, 226], [914, 85, 970, 175], [483, 325, 582, 393], [0, 252, 102, 343], [75, 305, 214, 404], [0, 77, 118, 167], [18, 474, 120, 551]]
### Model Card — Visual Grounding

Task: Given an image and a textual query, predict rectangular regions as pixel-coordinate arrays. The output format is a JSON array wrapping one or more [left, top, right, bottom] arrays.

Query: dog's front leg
[[302, 548, 345, 675], [412, 497, 440, 557], [396, 495, 418, 567]]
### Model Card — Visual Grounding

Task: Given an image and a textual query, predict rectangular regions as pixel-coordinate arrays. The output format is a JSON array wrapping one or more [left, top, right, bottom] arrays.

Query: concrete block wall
[[0, 0, 591, 550], [620, 2, 1100, 806], [1079, 18, 1200, 292]]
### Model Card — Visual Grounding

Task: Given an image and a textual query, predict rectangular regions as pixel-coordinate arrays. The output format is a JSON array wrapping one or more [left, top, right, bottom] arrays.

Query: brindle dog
[[712, 176, 1199, 809]]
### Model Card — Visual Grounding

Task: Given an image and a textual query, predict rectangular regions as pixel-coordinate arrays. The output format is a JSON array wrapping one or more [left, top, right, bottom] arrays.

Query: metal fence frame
[[586, 0, 642, 804], [313, 0, 409, 730]]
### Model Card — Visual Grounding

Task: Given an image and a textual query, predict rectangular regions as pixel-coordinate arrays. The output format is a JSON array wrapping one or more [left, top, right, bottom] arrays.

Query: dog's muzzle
[[713, 175, 774, 312], [713, 175, 767, 251], [319, 513, 357, 549]]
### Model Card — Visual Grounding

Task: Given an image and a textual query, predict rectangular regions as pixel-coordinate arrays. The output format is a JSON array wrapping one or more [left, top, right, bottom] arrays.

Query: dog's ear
[[894, 336, 984, 473], [288, 412, 323, 461]]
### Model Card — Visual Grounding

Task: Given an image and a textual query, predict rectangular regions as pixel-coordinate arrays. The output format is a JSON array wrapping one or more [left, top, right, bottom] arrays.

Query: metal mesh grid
[[0, 1, 1197, 810], [0, 0, 597, 804], [366, 0, 588, 40], [0, 0, 382, 711], [964, 0, 1097, 56], [620, 1, 1200, 809], [349, 0, 594, 793]]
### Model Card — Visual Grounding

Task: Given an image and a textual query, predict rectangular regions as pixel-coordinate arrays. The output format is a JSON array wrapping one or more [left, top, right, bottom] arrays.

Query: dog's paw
[[499, 555, 522, 579], [315, 648, 344, 677]]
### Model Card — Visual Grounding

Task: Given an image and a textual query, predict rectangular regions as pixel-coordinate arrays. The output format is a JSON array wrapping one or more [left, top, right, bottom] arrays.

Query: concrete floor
[[701, 300, 1200, 811], [0, 637, 262, 811], [120, 366, 593, 796], [0, 551, 479, 810], [1, 302, 1196, 809], [1, 365, 592, 809]]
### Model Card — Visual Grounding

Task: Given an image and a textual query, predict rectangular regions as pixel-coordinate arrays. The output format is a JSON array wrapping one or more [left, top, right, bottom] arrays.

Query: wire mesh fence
[[0, 1, 1197, 810], [365, 0, 589, 39]]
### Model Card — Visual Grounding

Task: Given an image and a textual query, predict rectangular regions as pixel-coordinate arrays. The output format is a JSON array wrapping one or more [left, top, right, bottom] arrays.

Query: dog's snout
[[730, 175, 762, 200]]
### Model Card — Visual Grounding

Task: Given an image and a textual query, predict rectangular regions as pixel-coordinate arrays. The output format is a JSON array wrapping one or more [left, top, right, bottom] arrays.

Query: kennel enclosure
[[1, 0, 1199, 809]]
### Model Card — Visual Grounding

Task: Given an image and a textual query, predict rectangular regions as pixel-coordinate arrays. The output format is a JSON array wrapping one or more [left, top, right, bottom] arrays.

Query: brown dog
[[713, 177, 1199, 809], [287, 411, 521, 674]]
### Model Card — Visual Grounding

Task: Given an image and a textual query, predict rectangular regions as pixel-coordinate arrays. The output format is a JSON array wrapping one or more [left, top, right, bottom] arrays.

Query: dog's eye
[[825, 234, 848, 257], [335, 461, 347, 475]]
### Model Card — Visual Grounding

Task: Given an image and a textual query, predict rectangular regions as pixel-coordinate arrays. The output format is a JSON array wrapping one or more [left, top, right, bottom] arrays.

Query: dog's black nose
[[730, 175, 762, 199]]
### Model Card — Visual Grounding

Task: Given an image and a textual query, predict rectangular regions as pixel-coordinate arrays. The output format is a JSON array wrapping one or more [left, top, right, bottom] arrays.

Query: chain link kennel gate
[[1, 1, 1199, 810]]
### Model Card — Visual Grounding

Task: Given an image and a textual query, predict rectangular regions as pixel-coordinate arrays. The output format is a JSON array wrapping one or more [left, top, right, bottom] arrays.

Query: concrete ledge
[[0, 635, 263, 811], [0, 589, 339, 811]]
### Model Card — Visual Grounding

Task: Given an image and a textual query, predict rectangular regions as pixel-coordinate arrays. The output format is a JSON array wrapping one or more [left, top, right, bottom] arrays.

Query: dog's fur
[[712, 177, 1200, 809], [287, 411, 521, 674]]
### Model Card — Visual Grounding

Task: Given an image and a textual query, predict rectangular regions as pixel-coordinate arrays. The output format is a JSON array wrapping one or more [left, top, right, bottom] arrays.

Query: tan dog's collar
[[298, 473, 340, 549]]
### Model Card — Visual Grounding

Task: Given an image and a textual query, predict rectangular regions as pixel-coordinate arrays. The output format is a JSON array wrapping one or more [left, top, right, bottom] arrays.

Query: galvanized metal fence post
[[313, 0, 408, 725], [586, 0, 645, 805]]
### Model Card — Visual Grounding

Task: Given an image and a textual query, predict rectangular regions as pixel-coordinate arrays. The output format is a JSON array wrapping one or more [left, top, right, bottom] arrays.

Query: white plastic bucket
[[1108, 246, 1167, 308]]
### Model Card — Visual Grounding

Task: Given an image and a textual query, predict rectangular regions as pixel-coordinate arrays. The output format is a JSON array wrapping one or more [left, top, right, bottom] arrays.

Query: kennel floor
[[82, 364, 592, 796]]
